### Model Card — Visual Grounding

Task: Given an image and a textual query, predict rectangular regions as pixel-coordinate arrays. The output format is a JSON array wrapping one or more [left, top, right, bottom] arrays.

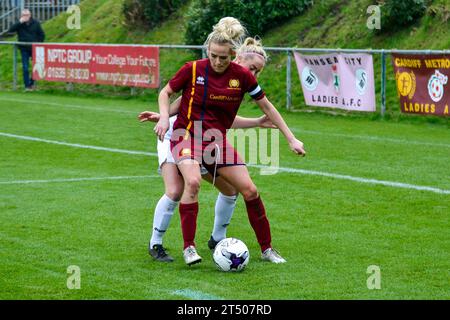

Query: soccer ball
[[213, 238, 250, 272]]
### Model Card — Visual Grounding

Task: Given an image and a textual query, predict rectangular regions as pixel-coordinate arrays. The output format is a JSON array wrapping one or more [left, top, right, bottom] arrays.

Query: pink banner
[[294, 52, 376, 111], [32, 44, 159, 88]]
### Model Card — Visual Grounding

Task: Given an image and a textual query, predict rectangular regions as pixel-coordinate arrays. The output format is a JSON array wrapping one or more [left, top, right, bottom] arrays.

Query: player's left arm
[[231, 115, 277, 129], [255, 97, 306, 156]]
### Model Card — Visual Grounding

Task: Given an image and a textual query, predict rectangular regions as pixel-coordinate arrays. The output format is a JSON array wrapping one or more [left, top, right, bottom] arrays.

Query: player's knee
[[241, 184, 258, 201], [220, 185, 238, 197], [166, 186, 183, 202], [185, 176, 201, 195]]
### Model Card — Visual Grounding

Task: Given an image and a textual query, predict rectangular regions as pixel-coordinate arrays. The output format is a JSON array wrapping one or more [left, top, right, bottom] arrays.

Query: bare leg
[[202, 173, 237, 196], [161, 163, 184, 201], [178, 159, 202, 203], [217, 165, 272, 252], [216, 166, 258, 201]]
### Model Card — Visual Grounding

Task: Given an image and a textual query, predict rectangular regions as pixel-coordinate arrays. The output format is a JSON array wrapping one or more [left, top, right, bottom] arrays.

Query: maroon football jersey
[[169, 59, 265, 137]]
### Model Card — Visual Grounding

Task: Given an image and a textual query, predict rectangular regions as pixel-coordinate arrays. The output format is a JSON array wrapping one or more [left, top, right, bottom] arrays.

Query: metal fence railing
[[1, 1, 21, 35], [23, 0, 80, 23], [0, 0, 80, 35], [1, 40, 450, 117]]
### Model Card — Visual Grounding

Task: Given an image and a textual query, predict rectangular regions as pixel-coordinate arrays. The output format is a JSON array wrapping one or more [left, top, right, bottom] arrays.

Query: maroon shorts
[[170, 134, 245, 176]]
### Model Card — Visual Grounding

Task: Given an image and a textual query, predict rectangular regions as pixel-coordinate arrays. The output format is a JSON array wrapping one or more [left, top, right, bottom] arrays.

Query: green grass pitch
[[0, 91, 449, 299]]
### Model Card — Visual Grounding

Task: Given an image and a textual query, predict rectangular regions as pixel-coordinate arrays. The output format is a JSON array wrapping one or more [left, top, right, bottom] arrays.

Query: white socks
[[150, 194, 179, 248], [150, 192, 237, 248], [211, 193, 237, 242]]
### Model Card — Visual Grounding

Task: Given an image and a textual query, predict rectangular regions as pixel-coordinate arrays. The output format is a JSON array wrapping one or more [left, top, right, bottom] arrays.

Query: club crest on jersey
[[196, 76, 205, 85], [181, 148, 192, 156], [228, 79, 241, 90]]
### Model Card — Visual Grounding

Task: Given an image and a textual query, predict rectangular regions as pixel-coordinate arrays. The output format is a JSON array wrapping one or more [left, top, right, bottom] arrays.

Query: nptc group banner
[[294, 52, 376, 111], [32, 44, 159, 88], [392, 53, 449, 117]]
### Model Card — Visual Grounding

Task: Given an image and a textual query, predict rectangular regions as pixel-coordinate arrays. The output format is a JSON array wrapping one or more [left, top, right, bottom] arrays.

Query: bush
[[123, 0, 184, 30], [185, 0, 313, 45], [379, 0, 428, 32]]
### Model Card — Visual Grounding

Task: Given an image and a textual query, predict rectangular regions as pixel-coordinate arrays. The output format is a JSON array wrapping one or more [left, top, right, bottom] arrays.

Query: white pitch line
[[171, 289, 223, 300], [1, 131, 449, 195], [0, 175, 159, 185], [0, 97, 137, 114], [292, 128, 450, 149], [2, 96, 449, 148], [0, 132, 158, 157], [249, 164, 450, 195]]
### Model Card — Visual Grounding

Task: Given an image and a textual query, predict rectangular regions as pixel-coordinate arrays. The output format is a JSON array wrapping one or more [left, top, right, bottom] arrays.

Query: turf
[[0, 91, 449, 299]]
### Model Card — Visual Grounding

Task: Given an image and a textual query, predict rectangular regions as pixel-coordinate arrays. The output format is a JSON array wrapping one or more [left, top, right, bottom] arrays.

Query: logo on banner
[[33, 46, 46, 79], [355, 69, 368, 95], [427, 70, 448, 102], [331, 65, 340, 93], [301, 67, 318, 91], [396, 71, 416, 99]]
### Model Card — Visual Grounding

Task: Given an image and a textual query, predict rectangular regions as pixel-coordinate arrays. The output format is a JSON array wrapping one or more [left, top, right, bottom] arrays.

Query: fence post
[[13, 43, 18, 90], [381, 50, 386, 117], [286, 50, 292, 111]]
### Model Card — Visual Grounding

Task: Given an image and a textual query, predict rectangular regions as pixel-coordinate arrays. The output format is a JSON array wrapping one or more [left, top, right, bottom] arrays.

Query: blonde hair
[[204, 17, 246, 51], [236, 37, 268, 62]]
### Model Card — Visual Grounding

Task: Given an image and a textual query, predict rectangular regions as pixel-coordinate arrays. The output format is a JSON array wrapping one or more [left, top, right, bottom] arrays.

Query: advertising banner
[[32, 44, 159, 88], [392, 53, 449, 116], [294, 52, 376, 111]]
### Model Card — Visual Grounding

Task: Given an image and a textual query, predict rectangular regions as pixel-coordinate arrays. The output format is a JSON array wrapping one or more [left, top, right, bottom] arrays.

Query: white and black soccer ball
[[213, 238, 250, 272]]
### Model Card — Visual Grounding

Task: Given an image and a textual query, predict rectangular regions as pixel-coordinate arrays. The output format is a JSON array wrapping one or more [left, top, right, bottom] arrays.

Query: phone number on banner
[[47, 67, 90, 80]]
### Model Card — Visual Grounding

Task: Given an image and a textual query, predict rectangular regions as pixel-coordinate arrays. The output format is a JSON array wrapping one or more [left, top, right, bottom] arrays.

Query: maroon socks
[[179, 202, 199, 249], [245, 196, 272, 252]]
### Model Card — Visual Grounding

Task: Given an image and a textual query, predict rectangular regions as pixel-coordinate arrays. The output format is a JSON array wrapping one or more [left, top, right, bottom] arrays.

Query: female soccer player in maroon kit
[[139, 36, 277, 264], [154, 17, 306, 266]]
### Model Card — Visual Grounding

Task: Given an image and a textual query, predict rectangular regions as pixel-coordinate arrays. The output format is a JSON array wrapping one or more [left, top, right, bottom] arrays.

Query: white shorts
[[157, 137, 175, 168], [157, 116, 208, 175]]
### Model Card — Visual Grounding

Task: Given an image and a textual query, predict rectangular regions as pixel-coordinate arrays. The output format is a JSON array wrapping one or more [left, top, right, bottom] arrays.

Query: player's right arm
[[169, 96, 181, 115], [154, 61, 193, 140], [154, 84, 174, 141], [138, 96, 181, 123]]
